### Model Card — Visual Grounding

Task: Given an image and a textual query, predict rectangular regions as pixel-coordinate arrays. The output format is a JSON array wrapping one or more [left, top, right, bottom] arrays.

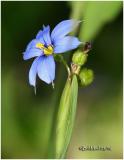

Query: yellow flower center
[[36, 43, 53, 56]]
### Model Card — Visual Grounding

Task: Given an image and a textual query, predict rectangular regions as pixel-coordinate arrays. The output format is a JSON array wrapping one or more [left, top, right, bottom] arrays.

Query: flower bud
[[72, 51, 88, 66], [79, 68, 94, 86]]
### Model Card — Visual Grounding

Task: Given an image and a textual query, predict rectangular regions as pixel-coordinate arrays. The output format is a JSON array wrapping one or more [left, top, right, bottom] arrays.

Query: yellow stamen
[[36, 42, 53, 56], [36, 43, 44, 49], [44, 46, 53, 55]]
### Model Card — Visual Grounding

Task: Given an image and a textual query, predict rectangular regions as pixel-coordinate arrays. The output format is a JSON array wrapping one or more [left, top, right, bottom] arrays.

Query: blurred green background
[[1, 1, 123, 159]]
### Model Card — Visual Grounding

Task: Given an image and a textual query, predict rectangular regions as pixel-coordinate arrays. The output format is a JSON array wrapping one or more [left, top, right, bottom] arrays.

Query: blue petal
[[51, 20, 80, 42], [36, 30, 43, 39], [29, 57, 40, 87], [23, 48, 43, 60], [37, 55, 55, 84], [42, 25, 52, 46], [36, 30, 45, 44], [43, 25, 46, 29], [25, 39, 40, 51], [54, 36, 81, 53]]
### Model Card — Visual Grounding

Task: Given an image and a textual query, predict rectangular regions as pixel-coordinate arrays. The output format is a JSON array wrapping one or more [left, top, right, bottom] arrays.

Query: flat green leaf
[[56, 75, 78, 158], [79, 1, 122, 41]]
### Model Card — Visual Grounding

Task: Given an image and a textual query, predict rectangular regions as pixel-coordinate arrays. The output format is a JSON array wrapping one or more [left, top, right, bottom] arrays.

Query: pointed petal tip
[[52, 81, 55, 89], [69, 19, 82, 24], [28, 57, 40, 89], [23, 49, 43, 60], [23, 53, 28, 60], [34, 86, 37, 95], [29, 80, 35, 88], [42, 25, 51, 46], [78, 20, 84, 23], [43, 24, 45, 29], [51, 19, 81, 42], [29, 85, 37, 95], [79, 41, 84, 45], [23, 53, 30, 60]]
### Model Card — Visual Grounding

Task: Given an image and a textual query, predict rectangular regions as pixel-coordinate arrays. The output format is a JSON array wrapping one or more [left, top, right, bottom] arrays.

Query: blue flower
[[23, 20, 81, 87]]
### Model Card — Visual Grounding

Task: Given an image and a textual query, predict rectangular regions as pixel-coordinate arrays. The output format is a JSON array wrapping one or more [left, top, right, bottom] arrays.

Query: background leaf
[[78, 1, 122, 41]]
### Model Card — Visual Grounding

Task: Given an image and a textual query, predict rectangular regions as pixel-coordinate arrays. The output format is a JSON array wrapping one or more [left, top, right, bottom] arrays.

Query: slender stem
[[54, 54, 71, 77], [61, 57, 71, 77]]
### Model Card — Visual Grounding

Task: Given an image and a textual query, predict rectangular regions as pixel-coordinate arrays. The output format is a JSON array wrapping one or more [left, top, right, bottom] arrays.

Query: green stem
[[54, 54, 71, 77], [61, 57, 71, 77]]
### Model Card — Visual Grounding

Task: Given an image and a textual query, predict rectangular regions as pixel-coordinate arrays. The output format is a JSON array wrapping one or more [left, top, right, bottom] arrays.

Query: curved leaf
[[56, 75, 78, 158]]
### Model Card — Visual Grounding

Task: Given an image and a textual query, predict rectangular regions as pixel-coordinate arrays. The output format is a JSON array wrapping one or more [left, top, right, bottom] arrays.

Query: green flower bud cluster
[[71, 50, 94, 87], [79, 68, 94, 86], [72, 51, 88, 66]]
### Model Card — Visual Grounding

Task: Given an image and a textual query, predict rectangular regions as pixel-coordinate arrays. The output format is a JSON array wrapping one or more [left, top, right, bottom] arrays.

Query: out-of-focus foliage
[[70, 1, 122, 41], [67, 85, 122, 158], [80, 1, 122, 41], [2, 1, 123, 159]]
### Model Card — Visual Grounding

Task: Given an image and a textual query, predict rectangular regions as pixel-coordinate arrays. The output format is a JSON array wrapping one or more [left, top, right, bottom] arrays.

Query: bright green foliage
[[79, 1, 122, 41], [56, 75, 78, 158], [79, 68, 94, 86]]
